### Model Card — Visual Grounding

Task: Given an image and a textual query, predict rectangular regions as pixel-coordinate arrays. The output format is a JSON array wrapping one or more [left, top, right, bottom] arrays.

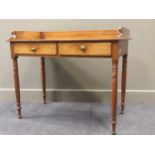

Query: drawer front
[[13, 43, 56, 56], [59, 43, 111, 56]]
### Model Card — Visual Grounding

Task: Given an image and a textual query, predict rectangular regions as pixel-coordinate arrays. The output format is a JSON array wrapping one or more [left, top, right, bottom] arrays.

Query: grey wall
[[0, 19, 155, 102]]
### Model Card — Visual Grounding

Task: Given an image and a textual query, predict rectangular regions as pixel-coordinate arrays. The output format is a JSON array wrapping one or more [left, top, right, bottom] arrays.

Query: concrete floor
[[0, 101, 155, 135]]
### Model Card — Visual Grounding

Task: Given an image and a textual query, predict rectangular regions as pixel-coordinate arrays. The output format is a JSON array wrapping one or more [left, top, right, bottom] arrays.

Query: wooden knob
[[31, 47, 36, 52], [80, 45, 87, 52]]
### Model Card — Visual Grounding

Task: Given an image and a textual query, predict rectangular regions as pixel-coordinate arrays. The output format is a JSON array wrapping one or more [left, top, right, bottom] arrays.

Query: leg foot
[[120, 105, 124, 114], [112, 121, 116, 135], [43, 95, 46, 104], [120, 111, 124, 115], [120, 106, 124, 115], [112, 131, 116, 135], [18, 115, 22, 119], [17, 106, 22, 118]]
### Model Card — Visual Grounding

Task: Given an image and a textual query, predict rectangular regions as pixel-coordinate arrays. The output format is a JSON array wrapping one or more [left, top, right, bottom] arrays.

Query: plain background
[[0, 19, 155, 102]]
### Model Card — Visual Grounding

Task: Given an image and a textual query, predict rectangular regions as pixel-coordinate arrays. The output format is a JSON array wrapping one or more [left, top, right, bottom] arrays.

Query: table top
[[8, 27, 130, 42]]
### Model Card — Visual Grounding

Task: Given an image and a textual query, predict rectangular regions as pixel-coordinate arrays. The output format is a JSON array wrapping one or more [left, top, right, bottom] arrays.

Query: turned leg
[[41, 57, 46, 104], [12, 57, 22, 119], [112, 60, 118, 135], [111, 42, 119, 135], [121, 54, 128, 114]]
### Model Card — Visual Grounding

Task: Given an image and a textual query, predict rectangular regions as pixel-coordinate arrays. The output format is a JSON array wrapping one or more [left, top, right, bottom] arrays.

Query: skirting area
[[0, 101, 155, 135]]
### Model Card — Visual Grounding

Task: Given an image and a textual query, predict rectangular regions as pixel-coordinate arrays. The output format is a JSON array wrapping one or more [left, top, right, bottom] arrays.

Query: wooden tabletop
[[8, 27, 130, 42]]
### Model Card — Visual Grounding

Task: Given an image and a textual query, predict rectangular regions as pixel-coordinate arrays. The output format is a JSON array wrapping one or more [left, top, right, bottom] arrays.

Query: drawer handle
[[31, 47, 37, 52], [80, 45, 87, 52]]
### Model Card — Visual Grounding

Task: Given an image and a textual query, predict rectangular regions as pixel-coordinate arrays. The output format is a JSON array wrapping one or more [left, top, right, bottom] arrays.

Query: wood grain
[[8, 28, 130, 135], [13, 43, 56, 56], [12, 57, 22, 119], [111, 41, 119, 135], [41, 57, 46, 104], [121, 54, 128, 114], [9, 28, 130, 42], [59, 43, 111, 56]]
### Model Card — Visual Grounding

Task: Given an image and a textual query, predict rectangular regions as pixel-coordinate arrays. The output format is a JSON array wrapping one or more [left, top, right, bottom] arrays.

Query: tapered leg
[[121, 54, 128, 114], [12, 57, 22, 119], [41, 57, 46, 104]]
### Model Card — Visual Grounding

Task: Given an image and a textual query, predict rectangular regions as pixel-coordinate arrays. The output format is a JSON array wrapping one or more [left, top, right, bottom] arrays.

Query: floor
[[0, 101, 155, 135]]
